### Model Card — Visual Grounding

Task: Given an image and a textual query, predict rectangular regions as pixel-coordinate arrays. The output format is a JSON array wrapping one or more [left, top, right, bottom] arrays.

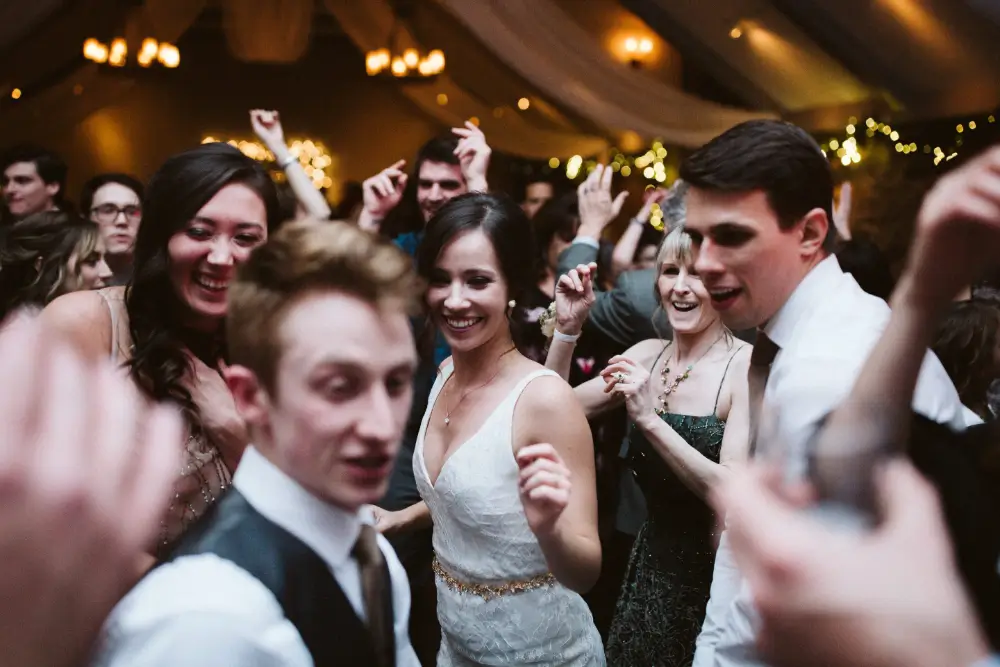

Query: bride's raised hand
[[516, 443, 572, 537], [554, 262, 597, 336]]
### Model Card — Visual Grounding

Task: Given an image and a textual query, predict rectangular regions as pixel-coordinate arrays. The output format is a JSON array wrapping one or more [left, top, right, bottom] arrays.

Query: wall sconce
[[83, 37, 180, 68], [624, 36, 654, 68]]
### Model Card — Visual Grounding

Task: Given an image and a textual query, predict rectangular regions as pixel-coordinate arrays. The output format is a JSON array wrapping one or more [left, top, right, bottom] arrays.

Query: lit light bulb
[[621, 165, 632, 177], [11, 88, 21, 100], [517, 97, 530, 110], [391, 57, 407, 77], [366, 51, 386, 75], [638, 38, 654, 54], [109, 38, 127, 67], [426, 50, 445, 73], [403, 48, 419, 68], [730, 27, 743, 39], [139, 37, 158, 66], [418, 59, 434, 76], [436, 93, 448, 106], [549, 157, 560, 168], [157, 43, 180, 68], [624, 37, 638, 53]]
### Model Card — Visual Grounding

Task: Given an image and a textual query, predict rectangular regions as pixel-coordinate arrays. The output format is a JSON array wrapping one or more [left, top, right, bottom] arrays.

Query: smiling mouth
[[444, 317, 483, 331], [194, 275, 229, 293], [671, 301, 698, 312]]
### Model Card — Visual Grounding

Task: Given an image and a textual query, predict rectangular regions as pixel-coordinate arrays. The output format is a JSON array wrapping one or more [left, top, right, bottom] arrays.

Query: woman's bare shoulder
[[39, 290, 114, 359]]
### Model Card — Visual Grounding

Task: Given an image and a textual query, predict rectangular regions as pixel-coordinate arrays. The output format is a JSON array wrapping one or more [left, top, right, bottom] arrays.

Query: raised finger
[[527, 485, 570, 506], [121, 404, 183, 549], [0, 313, 44, 466], [519, 456, 570, 481], [515, 443, 560, 467], [92, 361, 142, 504], [600, 163, 613, 191], [521, 470, 570, 495]]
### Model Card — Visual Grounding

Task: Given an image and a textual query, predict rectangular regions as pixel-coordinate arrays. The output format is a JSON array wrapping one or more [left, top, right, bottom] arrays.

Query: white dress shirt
[[92, 447, 420, 667], [693, 255, 978, 667]]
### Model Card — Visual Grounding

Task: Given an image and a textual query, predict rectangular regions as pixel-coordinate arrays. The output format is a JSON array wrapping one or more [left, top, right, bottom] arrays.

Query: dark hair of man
[[0, 144, 69, 207], [380, 135, 460, 239], [680, 119, 836, 251], [933, 299, 1000, 420], [79, 173, 145, 216], [126, 142, 280, 432], [834, 236, 895, 300], [531, 192, 579, 279]]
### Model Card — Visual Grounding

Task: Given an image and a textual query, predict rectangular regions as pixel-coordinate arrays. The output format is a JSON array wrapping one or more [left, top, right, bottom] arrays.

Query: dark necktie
[[748, 332, 780, 457], [353, 524, 394, 667]]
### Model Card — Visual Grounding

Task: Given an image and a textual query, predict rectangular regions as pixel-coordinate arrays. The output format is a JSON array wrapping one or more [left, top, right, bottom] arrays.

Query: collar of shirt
[[234, 446, 363, 571], [762, 254, 844, 350]]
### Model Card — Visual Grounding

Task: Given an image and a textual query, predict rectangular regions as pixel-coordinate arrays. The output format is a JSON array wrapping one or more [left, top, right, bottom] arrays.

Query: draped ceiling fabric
[[324, 0, 610, 160], [434, 0, 774, 148], [0, 0, 67, 52], [223, 0, 313, 64]]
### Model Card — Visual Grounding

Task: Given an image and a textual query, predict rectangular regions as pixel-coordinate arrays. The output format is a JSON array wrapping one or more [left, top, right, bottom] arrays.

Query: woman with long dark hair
[[41, 143, 279, 555], [0, 211, 111, 320], [374, 192, 604, 665]]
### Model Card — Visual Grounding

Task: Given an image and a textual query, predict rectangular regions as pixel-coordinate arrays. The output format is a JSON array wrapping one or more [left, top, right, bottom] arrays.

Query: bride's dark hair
[[125, 143, 279, 426]]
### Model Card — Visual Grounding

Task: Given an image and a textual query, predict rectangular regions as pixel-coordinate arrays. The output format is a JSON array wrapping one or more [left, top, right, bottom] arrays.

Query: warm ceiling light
[[623, 35, 654, 67], [402, 48, 419, 68], [638, 38, 654, 54], [391, 57, 407, 77], [11, 88, 21, 100], [517, 97, 530, 110], [365, 47, 443, 79], [624, 37, 639, 53], [157, 42, 180, 68], [108, 37, 127, 67], [730, 26, 743, 39]]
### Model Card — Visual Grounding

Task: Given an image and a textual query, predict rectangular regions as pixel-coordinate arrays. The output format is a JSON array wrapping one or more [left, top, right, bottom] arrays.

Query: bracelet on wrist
[[553, 330, 581, 343], [277, 154, 298, 170], [630, 216, 646, 226]]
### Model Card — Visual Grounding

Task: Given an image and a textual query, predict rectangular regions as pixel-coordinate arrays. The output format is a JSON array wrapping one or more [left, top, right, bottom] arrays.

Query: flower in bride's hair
[[539, 302, 557, 339]]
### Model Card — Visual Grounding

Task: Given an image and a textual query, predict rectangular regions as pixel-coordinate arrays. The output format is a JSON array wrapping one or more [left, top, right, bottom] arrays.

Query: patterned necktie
[[353, 524, 394, 667], [748, 332, 780, 457]]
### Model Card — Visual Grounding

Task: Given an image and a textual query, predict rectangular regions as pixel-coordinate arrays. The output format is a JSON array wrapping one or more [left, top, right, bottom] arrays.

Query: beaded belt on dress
[[432, 556, 557, 601]]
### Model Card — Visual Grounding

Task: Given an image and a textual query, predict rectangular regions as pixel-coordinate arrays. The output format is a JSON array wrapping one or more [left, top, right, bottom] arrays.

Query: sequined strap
[[432, 556, 556, 601]]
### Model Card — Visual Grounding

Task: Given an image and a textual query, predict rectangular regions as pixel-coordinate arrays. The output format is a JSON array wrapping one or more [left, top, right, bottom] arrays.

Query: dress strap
[[713, 344, 745, 413], [96, 289, 120, 364]]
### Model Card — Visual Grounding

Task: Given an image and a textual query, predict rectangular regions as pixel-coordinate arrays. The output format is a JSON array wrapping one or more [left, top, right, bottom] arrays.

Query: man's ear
[[222, 364, 271, 429], [45, 181, 60, 201], [799, 207, 830, 257]]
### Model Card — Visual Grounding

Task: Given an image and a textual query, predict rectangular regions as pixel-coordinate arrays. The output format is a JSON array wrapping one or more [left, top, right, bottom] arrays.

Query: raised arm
[[250, 110, 332, 220], [812, 146, 1000, 505], [514, 376, 601, 593], [611, 188, 666, 276], [357, 160, 408, 233]]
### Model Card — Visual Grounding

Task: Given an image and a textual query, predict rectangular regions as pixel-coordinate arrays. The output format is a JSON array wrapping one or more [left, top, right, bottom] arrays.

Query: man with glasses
[[79, 173, 144, 286]]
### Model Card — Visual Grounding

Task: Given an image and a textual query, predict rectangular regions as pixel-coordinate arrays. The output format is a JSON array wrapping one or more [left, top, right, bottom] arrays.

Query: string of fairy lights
[[820, 111, 997, 168]]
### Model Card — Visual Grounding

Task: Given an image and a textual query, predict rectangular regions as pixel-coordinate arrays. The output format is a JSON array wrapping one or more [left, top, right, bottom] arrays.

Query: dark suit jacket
[[557, 242, 668, 348]]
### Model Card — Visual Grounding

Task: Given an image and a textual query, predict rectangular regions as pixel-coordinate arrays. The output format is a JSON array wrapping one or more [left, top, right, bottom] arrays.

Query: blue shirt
[[393, 232, 450, 366]]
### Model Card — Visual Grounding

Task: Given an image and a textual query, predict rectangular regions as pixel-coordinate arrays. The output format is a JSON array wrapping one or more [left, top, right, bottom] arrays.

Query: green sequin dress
[[605, 376, 731, 665]]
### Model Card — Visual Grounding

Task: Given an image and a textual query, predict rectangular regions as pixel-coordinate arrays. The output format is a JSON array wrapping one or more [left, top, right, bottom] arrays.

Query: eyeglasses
[[91, 203, 141, 223]]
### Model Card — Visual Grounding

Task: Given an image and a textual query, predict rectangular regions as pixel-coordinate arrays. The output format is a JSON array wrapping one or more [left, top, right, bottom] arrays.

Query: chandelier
[[83, 37, 180, 68], [366, 47, 444, 79], [364, 0, 444, 80]]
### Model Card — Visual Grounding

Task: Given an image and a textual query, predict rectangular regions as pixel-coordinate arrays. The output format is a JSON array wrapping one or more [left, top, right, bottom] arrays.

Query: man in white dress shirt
[[679, 120, 975, 667], [93, 219, 422, 667]]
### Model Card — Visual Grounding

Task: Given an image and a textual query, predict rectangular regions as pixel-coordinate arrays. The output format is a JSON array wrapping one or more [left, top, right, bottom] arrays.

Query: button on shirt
[[92, 447, 420, 667], [693, 255, 979, 667]]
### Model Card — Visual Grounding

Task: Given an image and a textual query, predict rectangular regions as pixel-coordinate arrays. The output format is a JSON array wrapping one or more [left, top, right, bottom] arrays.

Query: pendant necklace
[[654, 334, 725, 416], [443, 346, 518, 426]]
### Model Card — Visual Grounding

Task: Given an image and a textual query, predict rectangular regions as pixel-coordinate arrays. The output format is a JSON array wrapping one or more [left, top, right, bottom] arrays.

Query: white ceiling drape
[[434, 0, 774, 147], [324, 0, 610, 159]]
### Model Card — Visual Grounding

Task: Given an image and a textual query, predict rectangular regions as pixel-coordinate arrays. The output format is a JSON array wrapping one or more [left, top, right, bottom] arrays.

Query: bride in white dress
[[377, 192, 604, 665]]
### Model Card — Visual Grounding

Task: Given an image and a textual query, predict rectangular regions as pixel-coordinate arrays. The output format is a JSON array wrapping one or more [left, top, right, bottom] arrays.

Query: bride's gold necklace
[[442, 346, 518, 426], [654, 334, 725, 415]]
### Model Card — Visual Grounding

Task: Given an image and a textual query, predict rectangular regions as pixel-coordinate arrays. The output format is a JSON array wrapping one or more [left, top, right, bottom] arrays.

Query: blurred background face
[[259, 292, 416, 511], [166, 183, 267, 329], [417, 160, 465, 223], [634, 243, 658, 271], [89, 183, 142, 259], [426, 229, 510, 354], [522, 181, 553, 219], [2, 162, 57, 218]]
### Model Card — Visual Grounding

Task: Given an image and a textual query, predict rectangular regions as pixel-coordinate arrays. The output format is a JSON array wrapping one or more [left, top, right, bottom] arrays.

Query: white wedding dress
[[415, 363, 605, 666]]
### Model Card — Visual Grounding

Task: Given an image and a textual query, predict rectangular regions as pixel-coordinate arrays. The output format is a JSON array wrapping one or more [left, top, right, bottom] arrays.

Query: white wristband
[[278, 154, 297, 170], [553, 330, 581, 343]]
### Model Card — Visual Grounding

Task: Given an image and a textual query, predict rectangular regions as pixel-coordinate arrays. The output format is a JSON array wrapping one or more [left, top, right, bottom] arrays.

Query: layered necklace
[[442, 345, 518, 426], [654, 333, 725, 416]]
